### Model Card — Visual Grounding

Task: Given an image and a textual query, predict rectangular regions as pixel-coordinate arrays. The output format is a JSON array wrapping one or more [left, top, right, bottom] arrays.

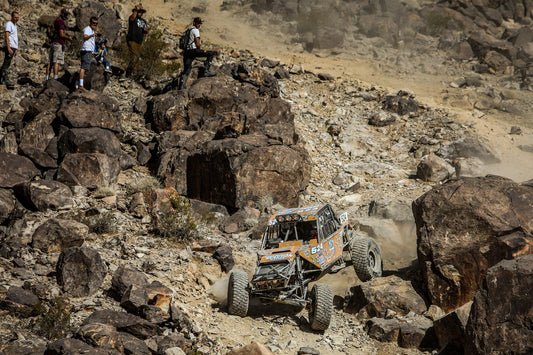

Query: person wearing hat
[[46, 8, 72, 80], [178, 17, 219, 90], [126, 3, 148, 76]]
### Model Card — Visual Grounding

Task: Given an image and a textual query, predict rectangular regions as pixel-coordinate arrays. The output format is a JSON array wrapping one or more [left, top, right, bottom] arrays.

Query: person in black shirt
[[126, 4, 148, 76]]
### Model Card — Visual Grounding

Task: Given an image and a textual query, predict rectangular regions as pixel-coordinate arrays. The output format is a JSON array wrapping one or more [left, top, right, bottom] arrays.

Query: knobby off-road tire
[[308, 283, 333, 331], [227, 270, 249, 317], [350, 237, 383, 282]]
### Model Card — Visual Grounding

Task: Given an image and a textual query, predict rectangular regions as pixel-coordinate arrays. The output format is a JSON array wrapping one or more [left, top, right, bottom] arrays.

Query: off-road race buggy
[[227, 204, 383, 330]]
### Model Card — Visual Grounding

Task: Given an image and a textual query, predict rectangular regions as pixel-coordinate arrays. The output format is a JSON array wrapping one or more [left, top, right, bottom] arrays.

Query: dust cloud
[[210, 276, 229, 305]]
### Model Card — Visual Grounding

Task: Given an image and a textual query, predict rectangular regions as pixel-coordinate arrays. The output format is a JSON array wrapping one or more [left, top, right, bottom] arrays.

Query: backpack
[[178, 28, 192, 51]]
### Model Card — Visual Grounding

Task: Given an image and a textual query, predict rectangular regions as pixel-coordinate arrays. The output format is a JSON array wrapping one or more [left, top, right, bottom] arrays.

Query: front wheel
[[227, 270, 249, 317], [308, 283, 332, 331], [350, 237, 382, 281]]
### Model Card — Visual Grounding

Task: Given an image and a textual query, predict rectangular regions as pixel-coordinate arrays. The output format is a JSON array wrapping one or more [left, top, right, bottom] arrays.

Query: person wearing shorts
[[78, 16, 98, 90], [47, 8, 72, 80]]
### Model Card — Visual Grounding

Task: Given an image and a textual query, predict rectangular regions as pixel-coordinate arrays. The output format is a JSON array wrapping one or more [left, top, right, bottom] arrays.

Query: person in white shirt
[[78, 16, 98, 90], [1, 11, 19, 86], [178, 17, 220, 90]]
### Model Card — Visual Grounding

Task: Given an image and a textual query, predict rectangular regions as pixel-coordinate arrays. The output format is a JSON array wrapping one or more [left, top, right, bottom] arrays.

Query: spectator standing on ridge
[[77, 16, 98, 90], [47, 8, 72, 81], [178, 17, 219, 90], [126, 3, 148, 76], [1, 11, 19, 87]]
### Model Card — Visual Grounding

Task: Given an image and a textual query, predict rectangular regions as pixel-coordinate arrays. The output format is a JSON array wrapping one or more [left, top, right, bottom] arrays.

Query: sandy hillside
[[126, 0, 533, 183]]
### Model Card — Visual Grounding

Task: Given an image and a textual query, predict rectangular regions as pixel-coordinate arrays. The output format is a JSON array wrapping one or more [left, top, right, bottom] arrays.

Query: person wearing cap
[[77, 16, 99, 90], [178, 17, 219, 90], [126, 3, 148, 76], [46, 8, 72, 81], [1, 11, 19, 87]]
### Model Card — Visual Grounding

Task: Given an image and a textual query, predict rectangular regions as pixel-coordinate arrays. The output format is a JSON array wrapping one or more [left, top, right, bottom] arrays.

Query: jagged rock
[[32, 218, 87, 253], [145, 90, 189, 133], [230, 63, 280, 98], [18, 111, 56, 148], [56, 247, 107, 297], [121, 284, 149, 314], [82, 309, 161, 339], [111, 265, 150, 300], [297, 347, 320, 355], [221, 206, 260, 233], [416, 153, 455, 182], [77, 322, 151, 354], [364, 314, 434, 349], [0, 286, 39, 317], [0, 337, 47, 355], [433, 301, 472, 351], [344, 275, 427, 318], [57, 153, 120, 189], [121, 281, 172, 322], [213, 244, 235, 273], [14, 180, 73, 211], [227, 341, 275, 355], [151, 334, 192, 355], [413, 176, 533, 312], [57, 91, 122, 133], [45, 338, 109, 355], [58, 127, 121, 160], [25, 80, 69, 119], [19, 146, 58, 169], [0, 153, 40, 188], [368, 111, 397, 127], [382, 91, 419, 115], [465, 255, 533, 355], [0, 188, 15, 223], [364, 318, 401, 343]]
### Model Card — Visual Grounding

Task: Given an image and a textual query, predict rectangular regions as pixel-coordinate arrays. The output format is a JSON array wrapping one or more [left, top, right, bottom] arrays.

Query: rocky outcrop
[[465, 254, 533, 355], [413, 175, 533, 312]]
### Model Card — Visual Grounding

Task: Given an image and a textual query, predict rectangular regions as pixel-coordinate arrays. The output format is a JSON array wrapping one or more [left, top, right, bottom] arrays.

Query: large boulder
[[344, 275, 427, 318], [56, 247, 108, 297], [465, 254, 533, 355], [14, 180, 73, 211], [0, 153, 40, 188], [186, 137, 311, 210], [111, 265, 150, 301], [413, 176, 533, 312], [32, 218, 88, 253], [57, 127, 121, 160], [57, 153, 120, 189], [57, 91, 122, 133]]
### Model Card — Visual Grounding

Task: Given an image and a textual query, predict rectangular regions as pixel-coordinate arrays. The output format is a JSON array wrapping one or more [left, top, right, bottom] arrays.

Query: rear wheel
[[308, 283, 332, 331], [227, 270, 249, 317], [350, 237, 382, 281]]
